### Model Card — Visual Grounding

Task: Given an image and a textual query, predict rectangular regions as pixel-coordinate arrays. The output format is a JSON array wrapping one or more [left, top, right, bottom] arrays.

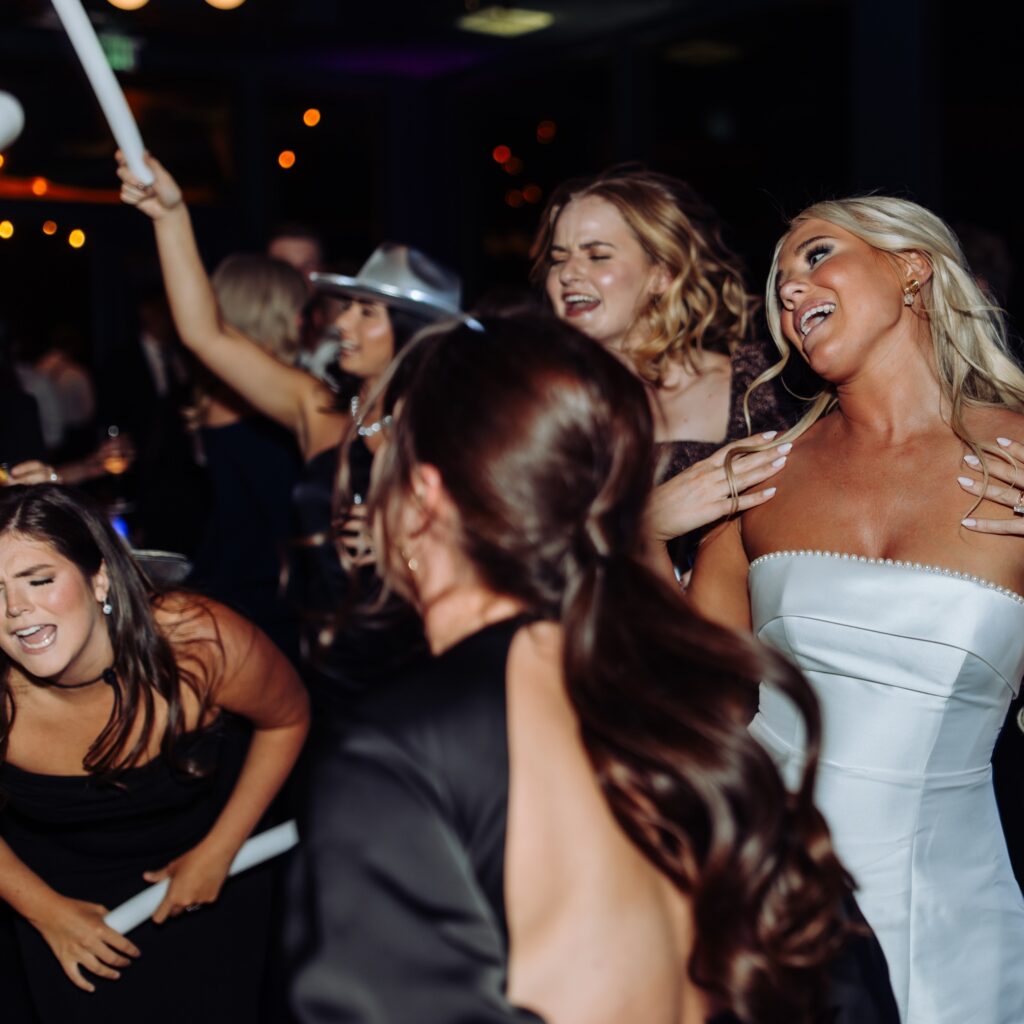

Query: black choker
[[49, 667, 117, 691]]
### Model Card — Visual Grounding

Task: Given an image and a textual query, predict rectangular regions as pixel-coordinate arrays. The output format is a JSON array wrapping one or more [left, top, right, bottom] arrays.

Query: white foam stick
[[103, 820, 299, 935], [50, 0, 153, 184], [0, 92, 25, 151]]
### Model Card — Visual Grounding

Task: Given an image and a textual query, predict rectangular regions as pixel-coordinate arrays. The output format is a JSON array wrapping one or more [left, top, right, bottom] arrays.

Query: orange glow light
[[492, 145, 511, 164], [31, 177, 48, 196], [523, 184, 543, 204], [505, 189, 524, 208], [68, 229, 86, 249], [204, 0, 247, 8], [0, 155, 5, 170], [107, 0, 150, 10], [502, 156, 524, 175], [0, 220, 13, 239], [537, 120, 557, 142], [303, 108, 321, 127], [42, 220, 57, 235], [278, 150, 296, 169]]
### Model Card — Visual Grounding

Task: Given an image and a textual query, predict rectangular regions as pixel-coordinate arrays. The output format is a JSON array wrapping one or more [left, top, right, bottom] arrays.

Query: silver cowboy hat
[[310, 242, 465, 321]]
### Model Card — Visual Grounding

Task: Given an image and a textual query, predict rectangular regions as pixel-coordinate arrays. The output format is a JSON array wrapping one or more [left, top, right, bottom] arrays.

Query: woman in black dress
[[0, 485, 308, 1022], [288, 312, 896, 1024], [117, 154, 461, 692]]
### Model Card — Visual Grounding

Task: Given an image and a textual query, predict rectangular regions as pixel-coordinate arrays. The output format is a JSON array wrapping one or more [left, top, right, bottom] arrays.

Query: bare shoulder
[[507, 622, 568, 714], [152, 592, 261, 686], [153, 591, 252, 648]]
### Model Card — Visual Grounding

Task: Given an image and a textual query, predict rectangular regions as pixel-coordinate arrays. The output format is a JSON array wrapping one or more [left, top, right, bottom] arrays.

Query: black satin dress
[[285, 618, 898, 1024], [0, 716, 274, 1024]]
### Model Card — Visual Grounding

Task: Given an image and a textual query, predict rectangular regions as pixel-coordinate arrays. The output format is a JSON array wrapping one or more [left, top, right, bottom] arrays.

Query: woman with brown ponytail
[[287, 311, 896, 1024]]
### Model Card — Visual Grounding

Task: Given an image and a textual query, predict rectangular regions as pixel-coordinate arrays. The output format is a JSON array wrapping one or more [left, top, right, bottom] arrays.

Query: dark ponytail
[[370, 311, 852, 1022]]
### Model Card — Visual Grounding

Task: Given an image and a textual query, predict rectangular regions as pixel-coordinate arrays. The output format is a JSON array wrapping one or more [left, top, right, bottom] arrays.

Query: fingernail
[[763, 487, 777, 497], [997, 437, 1012, 447], [771, 456, 787, 468], [761, 430, 778, 440], [957, 476, 975, 487], [776, 442, 793, 455], [962, 518, 977, 527], [963, 454, 981, 466]]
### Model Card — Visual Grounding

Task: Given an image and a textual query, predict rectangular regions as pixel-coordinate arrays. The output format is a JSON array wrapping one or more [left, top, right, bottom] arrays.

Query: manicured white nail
[[961, 518, 977, 527], [776, 442, 793, 455], [997, 437, 1012, 447], [763, 487, 777, 497], [957, 476, 975, 487], [761, 430, 778, 440], [963, 454, 981, 466], [771, 456, 787, 468]]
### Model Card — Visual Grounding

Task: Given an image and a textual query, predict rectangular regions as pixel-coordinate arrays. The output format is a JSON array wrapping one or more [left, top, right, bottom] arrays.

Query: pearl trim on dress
[[749, 549, 1024, 605]]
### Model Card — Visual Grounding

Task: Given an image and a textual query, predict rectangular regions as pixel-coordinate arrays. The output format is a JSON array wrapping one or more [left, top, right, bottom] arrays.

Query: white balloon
[[0, 92, 25, 151]]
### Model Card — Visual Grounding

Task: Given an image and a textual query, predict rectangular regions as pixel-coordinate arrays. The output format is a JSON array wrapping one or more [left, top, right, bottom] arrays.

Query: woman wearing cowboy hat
[[117, 153, 466, 697]]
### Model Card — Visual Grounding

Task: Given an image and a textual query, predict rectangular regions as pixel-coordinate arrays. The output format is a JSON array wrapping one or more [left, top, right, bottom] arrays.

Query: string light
[[492, 145, 511, 164], [502, 156, 524, 175], [0, 221, 13, 239], [68, 229, 86, 249], [42, 220, 57, 235], [0, 155, 5, 170], [278, 150, 296, 169], [303, 109, 321, 127], [537, 120, 557, 142], [31, 177, 48, 196], [106, 0, 150, 10], [523, 184, 542, 203], [505, 189, 524, 208], [204, 0, 247, 9]]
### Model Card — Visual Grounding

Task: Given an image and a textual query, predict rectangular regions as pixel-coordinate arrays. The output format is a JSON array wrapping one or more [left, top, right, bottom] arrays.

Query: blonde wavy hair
[[748, 196, 1024, 496], [211, 253, 307, 360], [189, 253, 308, 428], [530, 169, 756, 386]]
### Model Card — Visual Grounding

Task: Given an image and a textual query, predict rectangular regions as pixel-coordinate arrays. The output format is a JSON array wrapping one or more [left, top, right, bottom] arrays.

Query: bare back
[[504, 622, 708, 1024]]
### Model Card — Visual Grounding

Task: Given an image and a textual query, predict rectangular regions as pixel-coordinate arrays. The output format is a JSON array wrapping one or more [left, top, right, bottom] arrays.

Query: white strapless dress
[[749, 551, 1024, 1024]]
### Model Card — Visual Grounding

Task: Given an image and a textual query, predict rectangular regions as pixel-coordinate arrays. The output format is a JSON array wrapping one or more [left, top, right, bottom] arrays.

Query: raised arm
[[686, 516, 754, 631], [117, 153, 343, 457], [144, 598, 309, 922]]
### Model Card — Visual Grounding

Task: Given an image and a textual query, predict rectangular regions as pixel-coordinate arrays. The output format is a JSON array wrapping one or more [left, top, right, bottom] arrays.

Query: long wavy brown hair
[[0, 485, 215, 779], [530, 168, 757, 385], [368, 312, 852, 1022]]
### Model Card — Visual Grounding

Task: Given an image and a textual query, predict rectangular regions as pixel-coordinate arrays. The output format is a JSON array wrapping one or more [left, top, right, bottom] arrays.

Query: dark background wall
[[0, 0, 1020, 373]]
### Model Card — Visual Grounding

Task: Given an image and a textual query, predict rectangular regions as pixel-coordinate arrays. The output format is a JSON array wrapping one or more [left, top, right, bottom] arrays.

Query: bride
[[689, 196, 1024, 1023]]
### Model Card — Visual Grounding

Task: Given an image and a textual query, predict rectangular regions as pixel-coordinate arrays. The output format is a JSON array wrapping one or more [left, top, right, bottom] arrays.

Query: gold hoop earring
[[903, 278, 921, 307]]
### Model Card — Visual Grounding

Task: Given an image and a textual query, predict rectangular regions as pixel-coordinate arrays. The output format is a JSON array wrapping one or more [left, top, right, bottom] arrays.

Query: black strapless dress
[[0, 716, 274, 1023], [285, 618, 897, 1024]]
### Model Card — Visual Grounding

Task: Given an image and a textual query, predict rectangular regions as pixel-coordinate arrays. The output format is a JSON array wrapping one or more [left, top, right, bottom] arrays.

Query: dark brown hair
[[530, 168, 757, 385], [0, 485, 214, 778], [370, 312, 851, 1022]]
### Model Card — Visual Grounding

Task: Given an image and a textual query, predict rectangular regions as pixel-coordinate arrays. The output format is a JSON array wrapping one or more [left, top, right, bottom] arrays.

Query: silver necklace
[[349, 395, 392, 437]]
